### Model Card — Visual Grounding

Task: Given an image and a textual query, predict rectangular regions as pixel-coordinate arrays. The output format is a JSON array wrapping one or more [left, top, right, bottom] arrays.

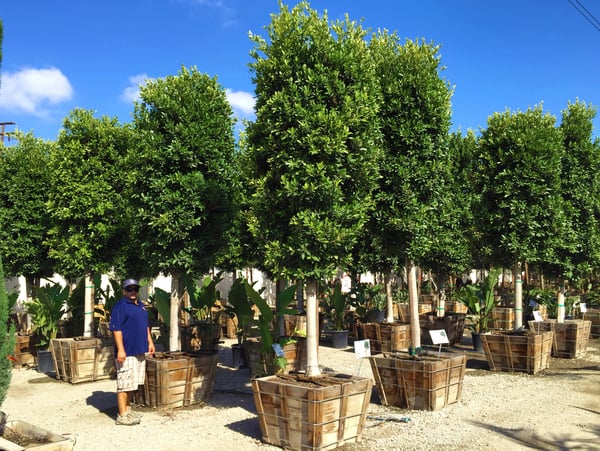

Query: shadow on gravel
[[225, 417, 263, 441], [86, 390, 118, 418], [468, 420, 600, 450]]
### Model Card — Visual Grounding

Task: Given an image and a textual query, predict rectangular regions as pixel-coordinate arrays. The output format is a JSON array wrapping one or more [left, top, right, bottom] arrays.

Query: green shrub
[[0, 257, 16, 407]]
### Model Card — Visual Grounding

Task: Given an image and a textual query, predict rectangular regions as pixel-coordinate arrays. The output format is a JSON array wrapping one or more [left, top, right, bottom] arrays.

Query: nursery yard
[[3, 333, 600, 451]]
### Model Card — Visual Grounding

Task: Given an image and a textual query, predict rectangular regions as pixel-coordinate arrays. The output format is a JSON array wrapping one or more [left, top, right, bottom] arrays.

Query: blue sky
[[1, 0, 599, 143]]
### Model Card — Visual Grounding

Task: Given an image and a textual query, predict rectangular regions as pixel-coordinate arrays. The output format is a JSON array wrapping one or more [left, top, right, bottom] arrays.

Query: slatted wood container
[[284, 314, 307, 337], [583, 309, 600, 338], [243, 338, 306, 378], [445, 301, 468, 314], [50, 338, 115, 384], [419, 313, 466, 346], [181, 323, 221, 353], [139, 351, 218, 409], [218, 312, 238, 339], [251, 373, 372, 451], [480, 331, 553, 374], [490, 307, 515, 330], [528, 319, 591, 358], [13, 333, 39, 367], [369, 353, 466, 411], [393, 304, 433, 322], [357, 322, 410, 354]]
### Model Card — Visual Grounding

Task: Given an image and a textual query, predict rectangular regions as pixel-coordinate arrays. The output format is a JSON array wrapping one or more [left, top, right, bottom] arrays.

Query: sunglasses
[[125, 286, 139, 293]]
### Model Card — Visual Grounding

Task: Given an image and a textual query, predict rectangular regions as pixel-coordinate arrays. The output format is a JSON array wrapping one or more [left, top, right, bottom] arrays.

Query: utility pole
[[0, 121, 16, 143]]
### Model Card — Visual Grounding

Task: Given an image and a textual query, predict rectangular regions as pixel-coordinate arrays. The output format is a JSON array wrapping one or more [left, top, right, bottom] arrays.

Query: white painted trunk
[[83, 274, 94, 337], [305, 280, 321, 376], [407, 260, 421, 353], [557, 289, 566, 323], [169, 277, 181, 351], [385, 272, 394, 323], [514, 263, 523, 329]]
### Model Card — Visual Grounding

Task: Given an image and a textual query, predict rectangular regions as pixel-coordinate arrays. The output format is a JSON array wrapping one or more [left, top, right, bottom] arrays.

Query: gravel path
[[2, 334, 599, 451]]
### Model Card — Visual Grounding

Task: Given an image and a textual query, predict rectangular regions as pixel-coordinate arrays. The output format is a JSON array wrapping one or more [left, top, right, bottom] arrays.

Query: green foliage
[[148, 287, 171, 327], [245, 1, 382, 281], [129, 66, 237, 278], [224, 277, 257, 343], [0, 257, 16, 408], [456, 268, 501, 333], [182, 272, 223, 323], [321, 282, 348, 331], [47, 109, 132, 278], [26, 281, 69, 348], [476, 106, 567, 269], [0, 132, 55, 278], [347, 282, 385, 323]]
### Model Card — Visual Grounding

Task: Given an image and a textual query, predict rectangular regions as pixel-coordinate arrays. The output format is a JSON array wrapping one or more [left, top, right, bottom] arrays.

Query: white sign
[[429, 329, 449, 345], [354, 339, 371, 359], [580, 303, 587, 313], [532, 311, 543, 322]]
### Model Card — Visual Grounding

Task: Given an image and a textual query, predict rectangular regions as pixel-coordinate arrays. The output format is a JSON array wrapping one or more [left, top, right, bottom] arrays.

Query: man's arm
[[113, 330, 126, 364]]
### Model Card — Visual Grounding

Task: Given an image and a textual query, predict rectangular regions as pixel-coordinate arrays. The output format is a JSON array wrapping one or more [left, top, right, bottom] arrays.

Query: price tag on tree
[[580, 303, 587, 313], [532, 311, 543, 322], [429, 329, 449, 345], [354, 339, 371, 359]]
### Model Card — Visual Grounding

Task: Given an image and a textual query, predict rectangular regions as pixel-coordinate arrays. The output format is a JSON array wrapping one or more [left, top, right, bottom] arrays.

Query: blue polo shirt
[[109, 296, 149, 355]]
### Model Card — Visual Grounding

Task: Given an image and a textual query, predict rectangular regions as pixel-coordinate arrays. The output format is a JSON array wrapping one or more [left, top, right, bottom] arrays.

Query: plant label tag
[[532, 311, 543, 322], [354, 339, 371, 359], [429, 329, 449, 345], [580, 303, 587, 313], [272, 343, 284, 357]]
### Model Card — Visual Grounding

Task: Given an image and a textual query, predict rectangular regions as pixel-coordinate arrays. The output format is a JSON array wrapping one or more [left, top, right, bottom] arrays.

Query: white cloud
[[0, 67, 73, 116], [121, 73, 151, 103], [226, 89, 255, 117]]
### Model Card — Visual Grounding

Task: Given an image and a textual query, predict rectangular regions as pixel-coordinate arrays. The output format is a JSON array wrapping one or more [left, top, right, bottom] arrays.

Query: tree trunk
[[407, 259, 421, 354], [305, 279, 321, 376], [514, 262, 523, 329], [83, 274, 94, 337], [169, 275, 183, 351], [557, 286, 566, 323], [385, 272, 394, 323]]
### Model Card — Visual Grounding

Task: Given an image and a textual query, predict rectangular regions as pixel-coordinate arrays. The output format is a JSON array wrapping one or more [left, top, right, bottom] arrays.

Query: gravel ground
[[2, 333, 599, 451]]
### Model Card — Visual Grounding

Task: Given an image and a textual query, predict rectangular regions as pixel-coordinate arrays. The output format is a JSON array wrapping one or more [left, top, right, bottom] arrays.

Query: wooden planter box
[[357, 322, 410, 354], [480, 331, 553, 374], [136, 351, 218, 409], [0, 419, 74, 451], [181, 323, 221, 353], [243, 338, 306, 378], [444, 301, 468, 314], [50, 338, 115, 384], [283, 314, 307, 337], [251, 373, 372, 451], [490, 308, 514, 330], [528, 319, 591, 358], [419, 313, 466, 346], [369, 353, 466, 411], [13, 333, 39, 368], [583, 309, 600, 338], [217, 312, 238, 339]]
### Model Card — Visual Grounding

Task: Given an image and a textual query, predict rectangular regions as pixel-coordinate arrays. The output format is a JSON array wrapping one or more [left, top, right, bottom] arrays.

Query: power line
[[568, 0, 600, 32]]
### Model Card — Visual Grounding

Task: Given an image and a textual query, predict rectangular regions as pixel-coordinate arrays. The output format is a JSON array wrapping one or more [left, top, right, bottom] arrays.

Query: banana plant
[[26, 282, 70, 348], [458, 268, 502, 334]]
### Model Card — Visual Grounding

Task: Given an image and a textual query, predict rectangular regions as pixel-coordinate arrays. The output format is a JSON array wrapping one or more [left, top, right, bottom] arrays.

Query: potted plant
[[321, 282, 349, 348], [456, 268, 502, 351], [25, 281, 70, 373], [223, 277, 257, 368]]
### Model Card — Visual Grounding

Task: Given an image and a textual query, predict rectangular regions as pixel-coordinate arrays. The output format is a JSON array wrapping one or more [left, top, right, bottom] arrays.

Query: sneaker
[[115, 413, 141, 426], [128, 410, 143, 418]]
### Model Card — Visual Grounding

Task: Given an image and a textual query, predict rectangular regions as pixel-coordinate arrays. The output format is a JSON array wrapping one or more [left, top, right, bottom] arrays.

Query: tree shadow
[[86, 390, 117, 419], [468, 419, 600, 450], [225, 417, 263, 442]]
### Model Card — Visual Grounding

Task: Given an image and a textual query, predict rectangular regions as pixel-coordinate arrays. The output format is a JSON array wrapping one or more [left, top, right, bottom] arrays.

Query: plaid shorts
[[116, 354, 146, 392]]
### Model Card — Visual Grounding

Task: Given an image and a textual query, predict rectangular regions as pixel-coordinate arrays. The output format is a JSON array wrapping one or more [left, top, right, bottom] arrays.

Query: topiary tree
[[245, 1, 382, 375]]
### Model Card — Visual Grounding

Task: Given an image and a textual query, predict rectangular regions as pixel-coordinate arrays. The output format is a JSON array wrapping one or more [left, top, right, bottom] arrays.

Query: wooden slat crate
[[369, 353, 466, 411], [480, 331, 553, 374], [583, 309, 600, 338], [13, 333, 39, 367], [528, 319, 591, 358], [419, 313, 466, 346], [357, 322, 410, 354], [283, 314, 307, 337], [140, 352, 218, 409], [490, 307, 514, 330], [251, 373, 372, 451], [445, 301, 468, 314], [218, 312, 238, 339], [50, 338, 115, 384]]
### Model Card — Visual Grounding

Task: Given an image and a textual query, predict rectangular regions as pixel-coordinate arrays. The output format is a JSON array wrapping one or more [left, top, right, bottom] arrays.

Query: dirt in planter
[[3, 429, 50, 447], [273, 373, 358, 388]]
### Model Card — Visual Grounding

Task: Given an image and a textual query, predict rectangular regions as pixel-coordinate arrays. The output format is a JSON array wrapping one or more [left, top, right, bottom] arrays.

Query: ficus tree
[[364, 32, 460, 351], [244, 1, 382, 375], [0, 132, 56, 290], [475, 105, 568, 327], [46, 109, 132, 336], [128, 66, 237, 351]]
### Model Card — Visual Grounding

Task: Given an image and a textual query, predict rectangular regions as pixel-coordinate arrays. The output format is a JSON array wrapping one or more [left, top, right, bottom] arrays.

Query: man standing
[[110, 278, 155, 426]]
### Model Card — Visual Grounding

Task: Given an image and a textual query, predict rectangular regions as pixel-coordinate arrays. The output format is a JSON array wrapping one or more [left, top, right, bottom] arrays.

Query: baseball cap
[[122, 278, 140, 289]]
